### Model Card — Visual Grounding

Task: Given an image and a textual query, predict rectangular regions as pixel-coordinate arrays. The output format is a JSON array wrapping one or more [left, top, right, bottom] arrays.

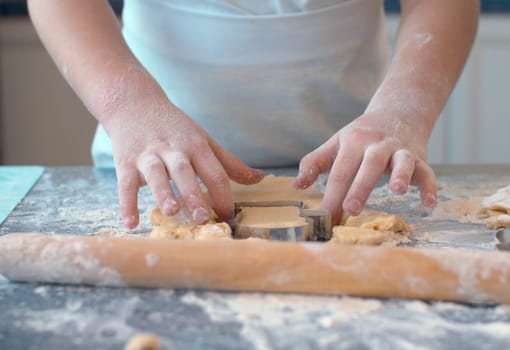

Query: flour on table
[[431, 197, 484, 224]]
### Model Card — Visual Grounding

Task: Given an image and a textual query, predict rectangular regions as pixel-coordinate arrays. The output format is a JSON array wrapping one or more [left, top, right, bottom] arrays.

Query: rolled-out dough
[[148, 176, 411, 245], [236, 206, 307, 228], [231, 175, 323, 209]]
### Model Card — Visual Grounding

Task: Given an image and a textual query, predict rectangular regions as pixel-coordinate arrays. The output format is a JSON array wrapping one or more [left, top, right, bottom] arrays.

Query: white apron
[[92, 0, 388, 167]]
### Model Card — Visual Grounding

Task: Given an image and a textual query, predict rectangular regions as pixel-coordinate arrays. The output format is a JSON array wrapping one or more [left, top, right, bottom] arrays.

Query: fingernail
[[162, 198, 178, 216], [423, 193, 437, 207], [293, 177, 305, 189], [251, 169, 264, 181], [391, 181, 406, 195], [191, 207, 210, 224], [345, 199, 362, 215], [424, 193, 437, 207], [123, 215, 137, 228]]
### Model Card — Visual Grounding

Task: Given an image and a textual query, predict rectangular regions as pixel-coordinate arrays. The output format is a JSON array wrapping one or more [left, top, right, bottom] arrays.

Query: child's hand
[[104, 97, 264, 229], [294, 111, 437, 224]]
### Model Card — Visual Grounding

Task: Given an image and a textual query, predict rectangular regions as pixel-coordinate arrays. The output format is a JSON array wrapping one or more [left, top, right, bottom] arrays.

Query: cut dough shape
[[149, 175, 321, 240], [479, 185, 510, 228], [330, 210, 410, 246], [234, 206, 309, 239]]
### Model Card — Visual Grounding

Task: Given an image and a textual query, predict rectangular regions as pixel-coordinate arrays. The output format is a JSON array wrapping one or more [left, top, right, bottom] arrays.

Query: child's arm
[[295, 0, 479, 224], [28, 0, 263, 228]]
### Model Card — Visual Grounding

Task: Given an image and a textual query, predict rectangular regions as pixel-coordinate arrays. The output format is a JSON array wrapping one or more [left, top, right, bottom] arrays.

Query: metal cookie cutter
[[495, 229, 510, 250], [233, 200, 332, 242]]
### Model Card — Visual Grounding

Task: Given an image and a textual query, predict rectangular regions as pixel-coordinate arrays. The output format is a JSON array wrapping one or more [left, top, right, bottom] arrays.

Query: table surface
[[2, 166, 510, 350]]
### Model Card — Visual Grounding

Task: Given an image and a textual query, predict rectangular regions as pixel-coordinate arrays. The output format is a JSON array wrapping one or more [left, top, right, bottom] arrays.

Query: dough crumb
[[124, 333, 162, 350]]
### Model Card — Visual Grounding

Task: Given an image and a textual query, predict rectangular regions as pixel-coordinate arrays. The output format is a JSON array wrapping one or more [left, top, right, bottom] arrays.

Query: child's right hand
[[100, 75, 264, 229]]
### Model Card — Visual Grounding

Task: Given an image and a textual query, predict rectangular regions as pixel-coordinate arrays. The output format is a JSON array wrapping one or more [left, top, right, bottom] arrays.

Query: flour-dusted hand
[[295, 0, 478, 224], [104, 96, 264, 229], [294, 112, 436, 224]]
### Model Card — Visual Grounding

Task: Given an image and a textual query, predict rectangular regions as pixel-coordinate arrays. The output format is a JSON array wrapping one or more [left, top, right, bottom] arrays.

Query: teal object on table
[[0, 166, 45, 225]]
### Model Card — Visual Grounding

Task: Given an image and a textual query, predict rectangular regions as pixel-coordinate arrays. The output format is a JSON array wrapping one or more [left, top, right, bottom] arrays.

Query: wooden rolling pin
[[1, 233, 510, 304]]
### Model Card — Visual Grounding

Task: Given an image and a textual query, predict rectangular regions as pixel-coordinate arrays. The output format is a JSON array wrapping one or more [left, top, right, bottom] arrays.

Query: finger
[[320, 144, 363, 225], [116, 166, 141, 229], [192, 148, 234, 221], [388, 149, 416, 195], [208, 136, 264, 185], [294, 134, 339, 190], [162, 151, 210, 225], [343, 145, 392, 216], [411, 160, 437, 207], [138, 153, 179, 217]]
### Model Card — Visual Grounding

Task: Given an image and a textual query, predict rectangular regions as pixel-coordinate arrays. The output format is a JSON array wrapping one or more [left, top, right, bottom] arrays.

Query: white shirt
[[159, 0, 350, 15], [92, 0, 388, 167]]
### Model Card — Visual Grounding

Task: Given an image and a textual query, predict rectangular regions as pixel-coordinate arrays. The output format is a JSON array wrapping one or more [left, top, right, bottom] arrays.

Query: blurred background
[[0, 0, 509, 166]]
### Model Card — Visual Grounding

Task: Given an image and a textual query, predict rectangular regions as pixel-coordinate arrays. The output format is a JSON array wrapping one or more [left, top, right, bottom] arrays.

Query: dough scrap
[[124, 333, 162, 350], [486, 214, 510, 229], [344, 210, 409, 232], [478, 185, 510, 228], [479, 185, 510, 216], [330, 226, 393, 245], [150, 208, 232, 240], [330, 210, 410, 246]]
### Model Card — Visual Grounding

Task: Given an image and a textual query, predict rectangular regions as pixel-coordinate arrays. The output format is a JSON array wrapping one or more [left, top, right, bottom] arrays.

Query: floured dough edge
[[478, 185, 510, 229]]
